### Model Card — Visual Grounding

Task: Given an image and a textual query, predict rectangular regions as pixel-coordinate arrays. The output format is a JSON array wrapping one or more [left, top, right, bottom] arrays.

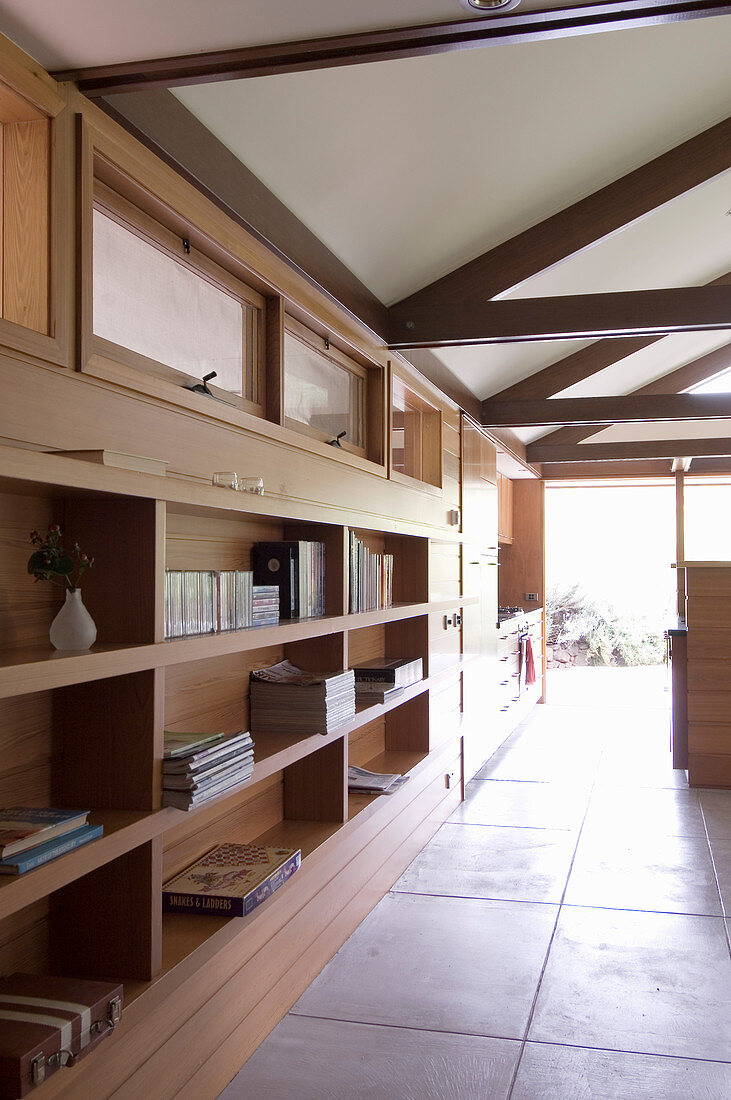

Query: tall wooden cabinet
[[461, 418, 501, 780]]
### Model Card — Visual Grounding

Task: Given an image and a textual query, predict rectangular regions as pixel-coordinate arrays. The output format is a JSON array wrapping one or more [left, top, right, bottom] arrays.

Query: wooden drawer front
[[686, 631, 731, 661], [497, 630, 521, 656], [497, 650, 520, 673], [687, 692, 731, 725], [687, 660, 731, 693], [687, 570, 731, 599], [688, 753, 731, 788], [688, 724, 731, 756], [686, 597, 731, 630]]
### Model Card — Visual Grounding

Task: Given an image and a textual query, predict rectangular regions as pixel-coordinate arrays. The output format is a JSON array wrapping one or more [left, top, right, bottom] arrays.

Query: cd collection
[[164, 570, 279, 638]]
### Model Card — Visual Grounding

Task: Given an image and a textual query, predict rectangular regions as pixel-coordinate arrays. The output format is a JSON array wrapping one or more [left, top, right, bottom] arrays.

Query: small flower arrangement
[[28, 524, 94, 591]]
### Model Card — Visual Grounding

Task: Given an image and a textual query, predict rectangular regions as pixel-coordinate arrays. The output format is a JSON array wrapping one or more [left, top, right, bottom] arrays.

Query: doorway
[[544, 480, 676, 711]]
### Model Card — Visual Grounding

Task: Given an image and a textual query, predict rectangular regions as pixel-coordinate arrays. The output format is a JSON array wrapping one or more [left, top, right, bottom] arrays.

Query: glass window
[[391, 376, 441, 486], [284, 323, 365, 452], [92, 197, 263, 412]]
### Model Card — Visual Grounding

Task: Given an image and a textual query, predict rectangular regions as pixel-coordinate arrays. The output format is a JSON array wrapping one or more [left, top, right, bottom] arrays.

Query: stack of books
[[252, 584, 280, 627], [250, 660, 355, 736], [347, 766, 409, 796], [0, 808, 102, 875], [351, 657, 423, 704], [162, 842, 301, 917], [348, 532, 394, 613], [162, 731, 255, 810], [252, 541, 326, 620]]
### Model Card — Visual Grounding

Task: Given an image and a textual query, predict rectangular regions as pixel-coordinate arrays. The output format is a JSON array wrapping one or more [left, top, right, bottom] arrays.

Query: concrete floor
[[219, 670, 731, 1099]]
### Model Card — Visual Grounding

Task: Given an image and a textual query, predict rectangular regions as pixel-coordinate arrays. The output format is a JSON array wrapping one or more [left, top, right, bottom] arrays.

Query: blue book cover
[[0, 823, 103, 874]]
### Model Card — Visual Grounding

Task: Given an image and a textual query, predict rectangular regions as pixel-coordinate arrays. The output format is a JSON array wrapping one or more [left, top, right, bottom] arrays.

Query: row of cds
[[164, 570, 279, 639], [348, 532, 394, 614]]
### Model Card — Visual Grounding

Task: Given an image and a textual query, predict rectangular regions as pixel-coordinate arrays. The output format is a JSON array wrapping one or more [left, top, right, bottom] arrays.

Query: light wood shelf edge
[[0, 443, 462, 541], [0, 678, 439, 920], [0, 600, 478, 699]]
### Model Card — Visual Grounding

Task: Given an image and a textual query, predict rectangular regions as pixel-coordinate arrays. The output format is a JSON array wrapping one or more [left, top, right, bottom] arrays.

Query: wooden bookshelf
[[0, 38, 534, 1099]]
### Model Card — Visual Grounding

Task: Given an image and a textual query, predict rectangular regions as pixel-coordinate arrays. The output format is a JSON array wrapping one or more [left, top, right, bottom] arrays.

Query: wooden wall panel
[[429, 540, 461, 602], [349, 717, 386, 766], [0, 899, 50, 976], [498, 480, 545, 612], [162, 774, 283, 881], [164, 644, 283, 734], [3, 119, 49, 332], [347, 625, 386, 667], [166, 511, 282, 571], [0, 491, 63, 650], [56, 669, 161, 811]]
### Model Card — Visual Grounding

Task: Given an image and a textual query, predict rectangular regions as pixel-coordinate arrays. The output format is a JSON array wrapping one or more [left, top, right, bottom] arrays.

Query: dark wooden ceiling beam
[[388, 286, 731, 349], [540, 456, 731, 477], [481, 392, 731, 428], [528, 437, 731, 462], [395, 116, 731, 313], [54, 1, 731, 95], [525, 338, 731, 449], [487, 270, 731, 402]]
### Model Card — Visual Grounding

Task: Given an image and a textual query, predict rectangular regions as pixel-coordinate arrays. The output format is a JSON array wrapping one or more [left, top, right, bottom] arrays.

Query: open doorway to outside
[[544, 480, 676, 711]]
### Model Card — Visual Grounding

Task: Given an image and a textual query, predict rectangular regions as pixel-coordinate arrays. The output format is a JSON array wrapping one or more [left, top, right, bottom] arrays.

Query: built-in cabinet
[[674, 562, 731, 788], [497, 471, 514, 544], [0, 33, 545, 1098]]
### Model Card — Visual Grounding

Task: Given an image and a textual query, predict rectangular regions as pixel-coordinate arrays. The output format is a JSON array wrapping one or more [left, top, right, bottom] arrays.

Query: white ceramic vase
[[49, 588, 97, 651]]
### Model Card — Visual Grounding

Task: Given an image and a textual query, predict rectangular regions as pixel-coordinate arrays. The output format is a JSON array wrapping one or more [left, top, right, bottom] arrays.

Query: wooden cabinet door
[[462, 418, 498, 547]]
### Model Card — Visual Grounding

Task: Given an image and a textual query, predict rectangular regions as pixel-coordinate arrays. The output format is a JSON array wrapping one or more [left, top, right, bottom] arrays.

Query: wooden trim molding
[[54, 2, 731, 94], [388, 286, 731, 349]]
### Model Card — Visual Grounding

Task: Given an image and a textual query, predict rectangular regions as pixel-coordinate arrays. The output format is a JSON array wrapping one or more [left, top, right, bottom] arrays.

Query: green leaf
[[27, 551, 51, 574], [53, 555, 75, 575]]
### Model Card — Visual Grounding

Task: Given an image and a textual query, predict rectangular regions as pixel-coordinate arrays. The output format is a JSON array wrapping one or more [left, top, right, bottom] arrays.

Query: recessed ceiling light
[[459, 0, 522, 12]]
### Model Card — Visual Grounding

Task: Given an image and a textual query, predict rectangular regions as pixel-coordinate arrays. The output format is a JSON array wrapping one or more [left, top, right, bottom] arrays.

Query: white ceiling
[[0, 0, 591, 70], [174, 19, 731, 308], [2, 1, 730, 457]]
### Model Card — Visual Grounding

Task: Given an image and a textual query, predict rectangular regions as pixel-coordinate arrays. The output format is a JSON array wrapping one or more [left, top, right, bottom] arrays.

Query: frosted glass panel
[[93, 209, 244, 393], [284, 332, 364, 448]]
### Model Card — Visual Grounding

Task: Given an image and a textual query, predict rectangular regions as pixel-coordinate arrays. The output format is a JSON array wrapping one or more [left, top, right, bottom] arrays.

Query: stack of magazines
[[162, 731, 255, 810], [347, 766, 409, 795], [348, 532, 394, 613], [0, 808, 102, 875], [250, 660, 355, 736]]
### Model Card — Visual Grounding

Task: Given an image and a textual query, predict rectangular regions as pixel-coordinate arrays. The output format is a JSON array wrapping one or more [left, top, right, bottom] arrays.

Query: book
[[163, 731, 226, 759], [351, 657, 423, 688], [0, 807, 90, 860], [162, 843, 301, 916], [354, 684, 405, 704], [0, 823, 103, 874], [50, 449, 168, 476]]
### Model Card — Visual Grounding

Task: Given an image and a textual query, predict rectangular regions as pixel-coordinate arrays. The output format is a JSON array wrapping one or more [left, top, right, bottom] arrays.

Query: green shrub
[[545, 583, 665, 666]]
